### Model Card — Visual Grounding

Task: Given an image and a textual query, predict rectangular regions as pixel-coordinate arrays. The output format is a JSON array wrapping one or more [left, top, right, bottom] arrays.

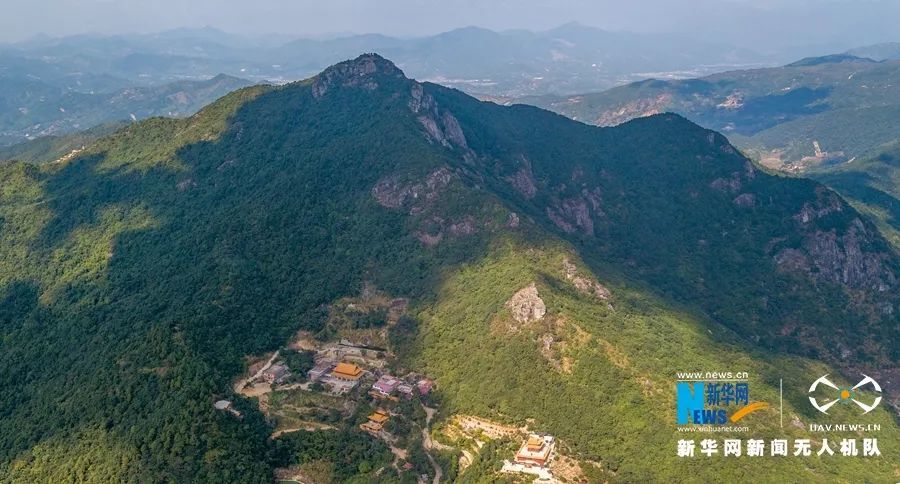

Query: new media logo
[[808, 374, 882, 415], [676, 372, 768, 425]]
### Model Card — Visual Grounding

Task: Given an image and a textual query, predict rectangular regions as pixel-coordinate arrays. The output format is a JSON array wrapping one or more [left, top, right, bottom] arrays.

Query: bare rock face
[[408, 83, 427, 113], [547, 206, 576, 233], [425, 167, 452, 192], [548, 197, 594, 236], [506, 157, 538, 199], [581, 187, 604, 212], [371, 176, 408, 209], [801, 220, 896, 292], [506, 283, 546, 324], [793, 188, 843, 224], [775, 215, 896, 297], [408, 82, 470, 152], [441, 111, 468, 149], [776, 186, 897, 294], [371, 167, 454, 212], [563, 257, 611, 300], [707, 131, 737, 154], [417, 115, 447, 145], [542, 183, 606, 237], [449, 216, 477, 236], [717, 92, 744, 110], [744, 160, 757, 180]]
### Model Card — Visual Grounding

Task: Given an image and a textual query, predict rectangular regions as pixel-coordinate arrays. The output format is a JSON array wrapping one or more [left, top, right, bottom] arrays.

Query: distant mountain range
[[523, 54, 900, 167], [0, 73, 252, 146], [846, 42, 900, 61], [0, 24, 783, 149], [0, 24, 770, 97]]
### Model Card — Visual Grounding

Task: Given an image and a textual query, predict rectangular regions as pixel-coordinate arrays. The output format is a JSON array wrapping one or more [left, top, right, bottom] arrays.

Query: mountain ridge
[[0, 54, 896, 482]]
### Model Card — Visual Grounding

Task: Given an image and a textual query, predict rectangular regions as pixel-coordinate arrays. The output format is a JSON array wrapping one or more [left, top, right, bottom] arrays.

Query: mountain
[[275, 23, 766, 96], [846, 42, 900, 61], [0, 54, 896, 482], [0, 73, 253, 146], [1, 24, 767, 97], [785, 53, 876, 67], [523, 55, 900, 168], [518, 51, 900, 256]]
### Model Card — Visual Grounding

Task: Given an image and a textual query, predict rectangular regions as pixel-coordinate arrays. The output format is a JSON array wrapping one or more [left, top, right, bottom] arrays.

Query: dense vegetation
[[269, 430, 393, 482], [0, 54, 896, 482]]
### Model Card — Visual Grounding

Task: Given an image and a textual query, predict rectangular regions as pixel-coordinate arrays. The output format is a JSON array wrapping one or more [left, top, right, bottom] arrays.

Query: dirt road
[[421, 405, 444, 484]]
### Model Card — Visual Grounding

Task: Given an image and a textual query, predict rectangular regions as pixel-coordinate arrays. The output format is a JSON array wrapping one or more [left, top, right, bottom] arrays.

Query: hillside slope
[[0, 54, 896, 482]]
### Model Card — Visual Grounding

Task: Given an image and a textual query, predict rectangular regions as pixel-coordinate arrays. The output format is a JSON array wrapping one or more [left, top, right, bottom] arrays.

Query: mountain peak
[[340, 53, 402, 73], [311, 53, 407, 98]]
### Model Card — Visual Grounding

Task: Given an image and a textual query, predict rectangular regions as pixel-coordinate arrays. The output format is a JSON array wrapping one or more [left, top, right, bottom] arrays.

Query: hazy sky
[[2, 0, 898, 53]]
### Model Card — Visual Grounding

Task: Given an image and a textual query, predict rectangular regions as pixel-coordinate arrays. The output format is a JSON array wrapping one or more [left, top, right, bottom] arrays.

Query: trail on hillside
[[233, 350, 280, 393], [421, 405, 444, 483]]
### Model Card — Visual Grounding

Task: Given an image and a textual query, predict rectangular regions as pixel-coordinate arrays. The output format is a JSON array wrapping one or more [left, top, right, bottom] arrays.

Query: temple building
[[360, 409, 390, 433], [372, 374, 402, 396], [329, 362, 363, 381], [514, 434, 555, 468]]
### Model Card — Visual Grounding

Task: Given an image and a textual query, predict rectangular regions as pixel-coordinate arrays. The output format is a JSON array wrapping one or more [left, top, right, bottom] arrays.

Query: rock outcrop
[[409, 83, 470, 152], [548, 197, 594, 236], [777, 219, 896, 294], [562, 258, 611, 300], [506, 283, 546, 324], [371, 167, 454, 213], [506, 212, 520, 228], [505, 157, 538, 199], [773, 187, 897, 298]]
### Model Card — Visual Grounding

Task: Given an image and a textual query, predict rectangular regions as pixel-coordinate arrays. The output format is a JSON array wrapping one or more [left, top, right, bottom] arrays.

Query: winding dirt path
[[270, 421, 336, 438], [233, 350, 280, 393], [421, 405, 444, 484]]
